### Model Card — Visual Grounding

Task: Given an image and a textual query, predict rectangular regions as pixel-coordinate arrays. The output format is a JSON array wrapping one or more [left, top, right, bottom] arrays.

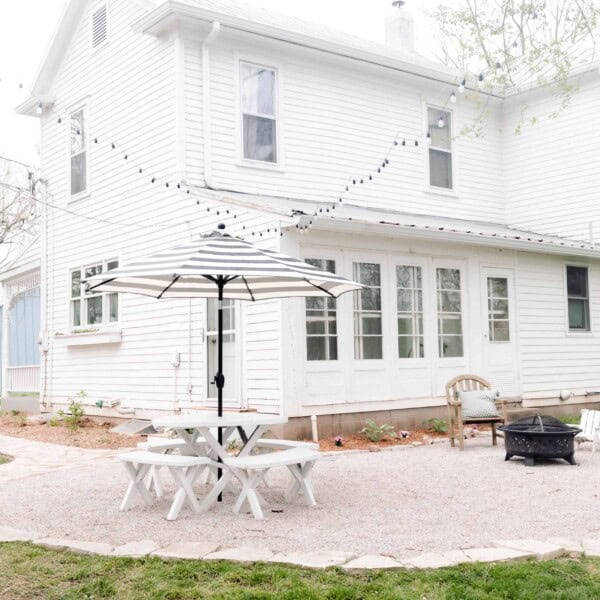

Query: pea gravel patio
[[1, 434, 600, 559]]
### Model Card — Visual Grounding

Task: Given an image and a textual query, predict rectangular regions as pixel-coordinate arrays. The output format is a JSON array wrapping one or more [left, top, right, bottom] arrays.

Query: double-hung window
[[428, 108, 453, 189], [70, 108, 87, 196], [353, 262, 383, 359], [397, 265, 424, 358], [305, 259, 338, 361], [566, 266, 590, 331], [436, 267, 463, 357], [240, 62, 277, 163], [71, 260, 119, 328]]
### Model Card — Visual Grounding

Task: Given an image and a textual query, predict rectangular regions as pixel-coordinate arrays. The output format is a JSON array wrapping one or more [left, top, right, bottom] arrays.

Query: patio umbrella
[[85, 225, 362, 487]]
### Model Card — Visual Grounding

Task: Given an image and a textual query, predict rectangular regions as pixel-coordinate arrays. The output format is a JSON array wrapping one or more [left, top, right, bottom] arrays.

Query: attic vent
[[91, 5, 108, 49]]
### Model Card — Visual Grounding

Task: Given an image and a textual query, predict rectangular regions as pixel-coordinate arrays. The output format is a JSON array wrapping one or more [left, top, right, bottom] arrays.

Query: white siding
[[504, 74, 600, 239], [191, 31, 505, 223]]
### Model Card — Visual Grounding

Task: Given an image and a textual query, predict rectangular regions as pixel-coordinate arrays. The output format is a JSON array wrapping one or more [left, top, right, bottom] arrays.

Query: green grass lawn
[[1, 543, 600, 600]]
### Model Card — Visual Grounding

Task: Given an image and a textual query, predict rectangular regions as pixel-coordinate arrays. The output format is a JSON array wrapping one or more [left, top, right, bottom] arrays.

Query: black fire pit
[[499, 415, 581, 466]]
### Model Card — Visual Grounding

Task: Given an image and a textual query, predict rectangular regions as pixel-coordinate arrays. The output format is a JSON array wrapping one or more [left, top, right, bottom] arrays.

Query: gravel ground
[[2, 437, 600, 558]]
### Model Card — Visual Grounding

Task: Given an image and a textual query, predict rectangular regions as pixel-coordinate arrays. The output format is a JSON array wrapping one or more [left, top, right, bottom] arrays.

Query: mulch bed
[[0, 414, 141, 449], [318, 428, 449, 452]]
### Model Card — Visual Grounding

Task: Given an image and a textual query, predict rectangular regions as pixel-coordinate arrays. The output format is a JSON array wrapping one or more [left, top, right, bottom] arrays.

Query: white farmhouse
[[14, 0, 600, 435]]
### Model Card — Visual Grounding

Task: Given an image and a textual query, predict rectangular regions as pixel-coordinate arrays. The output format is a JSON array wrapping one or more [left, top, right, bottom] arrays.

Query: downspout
[[202, 21, 221, 189]]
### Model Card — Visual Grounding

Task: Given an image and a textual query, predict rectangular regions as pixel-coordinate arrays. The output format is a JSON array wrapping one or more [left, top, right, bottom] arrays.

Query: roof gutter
[[133, 1, 503, 99], [301, 217, 600, 259], [202, 21, 221, 190]]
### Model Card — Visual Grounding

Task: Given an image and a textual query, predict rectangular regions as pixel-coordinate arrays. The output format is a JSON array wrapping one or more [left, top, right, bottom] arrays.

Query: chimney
[[385, 1, 416, 53]]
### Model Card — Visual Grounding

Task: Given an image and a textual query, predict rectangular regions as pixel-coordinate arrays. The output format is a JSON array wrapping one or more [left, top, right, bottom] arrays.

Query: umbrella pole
[[216, 276, 225, 501]]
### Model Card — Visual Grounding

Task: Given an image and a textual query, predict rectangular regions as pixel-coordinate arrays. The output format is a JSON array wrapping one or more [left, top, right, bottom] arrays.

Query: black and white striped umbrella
[[85, 228, 361, 301]]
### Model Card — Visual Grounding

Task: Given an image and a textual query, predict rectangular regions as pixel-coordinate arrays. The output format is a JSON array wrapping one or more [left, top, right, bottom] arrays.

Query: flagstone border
[[1, 527, 598, 570]]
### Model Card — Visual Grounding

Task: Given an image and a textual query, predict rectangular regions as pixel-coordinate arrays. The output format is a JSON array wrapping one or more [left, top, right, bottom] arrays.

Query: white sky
[[0, 0, 436, 166]]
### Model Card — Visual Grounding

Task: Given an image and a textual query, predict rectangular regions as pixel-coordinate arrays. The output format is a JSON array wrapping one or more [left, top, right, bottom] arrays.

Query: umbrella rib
[[241, 277, 256, 302], [86, 277, 116, 293], [157, 275, 181, 299], [304, 278, 336, 298]]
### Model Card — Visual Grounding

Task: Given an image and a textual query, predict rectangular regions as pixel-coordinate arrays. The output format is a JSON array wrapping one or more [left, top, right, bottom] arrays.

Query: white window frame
[[565, 264, 592, 334], [69, 259, 119, 331], [237, 59, 282, 169], [396, 263, 426, 360], [435, 264, 466, 360], [352, 260, 384, 361], [68, 101, 90, 202], [486, 275, 511, 343], [90, 2, 109, 53], [425, 105, 455, 192], [304, 258, 338, 363]]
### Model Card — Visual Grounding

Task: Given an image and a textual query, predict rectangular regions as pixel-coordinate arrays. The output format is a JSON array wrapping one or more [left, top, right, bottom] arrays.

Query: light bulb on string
[[426, 132, 432, 145], [477, 73, 485, 87], [458, 79, 466, 93], [437, 115, 445, 128], [450, 91, 457, 104], [36, 103, 43, 115], [495, 61, 503, 75]]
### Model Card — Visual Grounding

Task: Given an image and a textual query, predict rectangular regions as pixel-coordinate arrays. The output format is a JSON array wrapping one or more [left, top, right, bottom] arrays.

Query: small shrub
[[226, 439, 242, 452], [360, 420, 397, 443], [334, 436, 344, 447], [59, 391, 87, 432], [48, 417, 59, 427], [12, 412, 27, 427], [427, 418, 448, 434], [10, 409, 20, 417]]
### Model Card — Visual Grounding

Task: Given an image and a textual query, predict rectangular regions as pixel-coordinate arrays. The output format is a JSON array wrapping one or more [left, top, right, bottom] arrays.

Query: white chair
[[571, 409, 600, 453], [118, 451, 212, 521], [223, 447, 321, 520]]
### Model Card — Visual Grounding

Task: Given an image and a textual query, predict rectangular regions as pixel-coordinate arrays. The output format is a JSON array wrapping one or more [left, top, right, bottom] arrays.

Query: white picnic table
[[152, 412, 288, 511]]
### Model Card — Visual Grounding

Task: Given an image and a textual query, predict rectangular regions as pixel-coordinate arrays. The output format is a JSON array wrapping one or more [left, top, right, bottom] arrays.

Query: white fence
[[7, 365, 40, 393]]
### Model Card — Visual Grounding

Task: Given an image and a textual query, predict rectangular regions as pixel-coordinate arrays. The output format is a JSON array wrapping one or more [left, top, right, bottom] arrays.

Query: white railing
[[7, 366, 40, 393]]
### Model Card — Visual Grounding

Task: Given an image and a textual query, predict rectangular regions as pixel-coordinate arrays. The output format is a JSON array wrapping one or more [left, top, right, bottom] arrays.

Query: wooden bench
[[224, 447, 321, 520], [118, 451, 212, 521]]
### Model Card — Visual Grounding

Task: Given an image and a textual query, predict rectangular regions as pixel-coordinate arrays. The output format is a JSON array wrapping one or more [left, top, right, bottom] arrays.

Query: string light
[[450, 91, 457, 104], [437, 115, 445, 128], [36, 103, 43, 115], [458, 79, 466, 93]]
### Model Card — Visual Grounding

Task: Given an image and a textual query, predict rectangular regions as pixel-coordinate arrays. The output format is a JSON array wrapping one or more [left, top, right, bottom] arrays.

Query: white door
[[481, 269, 519, 395], [206, 299, 241, 407]]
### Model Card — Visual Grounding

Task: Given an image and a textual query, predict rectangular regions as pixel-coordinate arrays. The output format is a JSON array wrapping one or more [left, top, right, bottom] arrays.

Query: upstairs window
[[566, 266, 590, 331], [70, 109, 87, 196], [91, 5, 108, 49], [240, 62, 277, 163], [71, 260, 119, 329], [428, 108, 453, 189]]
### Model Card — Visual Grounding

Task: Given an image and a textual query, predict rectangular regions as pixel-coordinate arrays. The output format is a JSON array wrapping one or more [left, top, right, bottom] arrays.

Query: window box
[[56, 329, 122, 347]]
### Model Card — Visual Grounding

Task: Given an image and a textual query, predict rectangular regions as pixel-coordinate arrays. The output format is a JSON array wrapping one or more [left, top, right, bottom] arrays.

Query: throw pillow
[[458, 389, 500, 419]]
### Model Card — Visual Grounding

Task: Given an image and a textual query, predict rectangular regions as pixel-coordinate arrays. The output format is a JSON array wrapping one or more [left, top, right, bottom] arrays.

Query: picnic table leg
[[121, 462, 153, 511]]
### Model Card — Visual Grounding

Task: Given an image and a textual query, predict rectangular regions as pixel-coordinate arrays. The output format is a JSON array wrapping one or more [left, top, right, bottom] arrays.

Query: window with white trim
[[566, 266, 590, 331], [91, 4, 108, 49], [353, 262, 383, 359], [428, 107, 453, 189], [240, 62, 277, 163], [436, 267, 463, 357], [487, 277, 510, 342], [305, 259, 337, 361], [71, 260, 118, 328], [397, 265, 424, 358], [70, 108, 87, 196]]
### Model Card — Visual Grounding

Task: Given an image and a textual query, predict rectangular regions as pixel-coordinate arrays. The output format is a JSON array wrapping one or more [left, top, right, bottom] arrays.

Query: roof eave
[[15, 95, 56, 117], [302, 217, 600, 259], [132, 1, 493, 94]]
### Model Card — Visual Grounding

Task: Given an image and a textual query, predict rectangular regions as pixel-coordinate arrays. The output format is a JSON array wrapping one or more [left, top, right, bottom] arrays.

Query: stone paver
[[270, 551, 355, 569], [401, 550, 469, 569], [0, 526, 40, 542], [547, 538, 584, 556], [34, 538, 113, 555], [582, 539, 600, 557], [0, 434, 118, 483], [493, 539, 565, 560], [343, 555, 403, 570], [463, 547, 534, 563], [112, 540, 161, 558], [154, 542, 221, 560], [205, 547, 275, 562]]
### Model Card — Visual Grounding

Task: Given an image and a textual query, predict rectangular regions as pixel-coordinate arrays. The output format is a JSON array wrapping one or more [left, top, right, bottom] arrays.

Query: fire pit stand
[[499, 415, 581, 466]]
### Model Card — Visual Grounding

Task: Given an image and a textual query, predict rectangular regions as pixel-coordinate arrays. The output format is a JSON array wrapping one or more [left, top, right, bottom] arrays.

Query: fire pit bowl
[[499, 415, 581, 466]]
